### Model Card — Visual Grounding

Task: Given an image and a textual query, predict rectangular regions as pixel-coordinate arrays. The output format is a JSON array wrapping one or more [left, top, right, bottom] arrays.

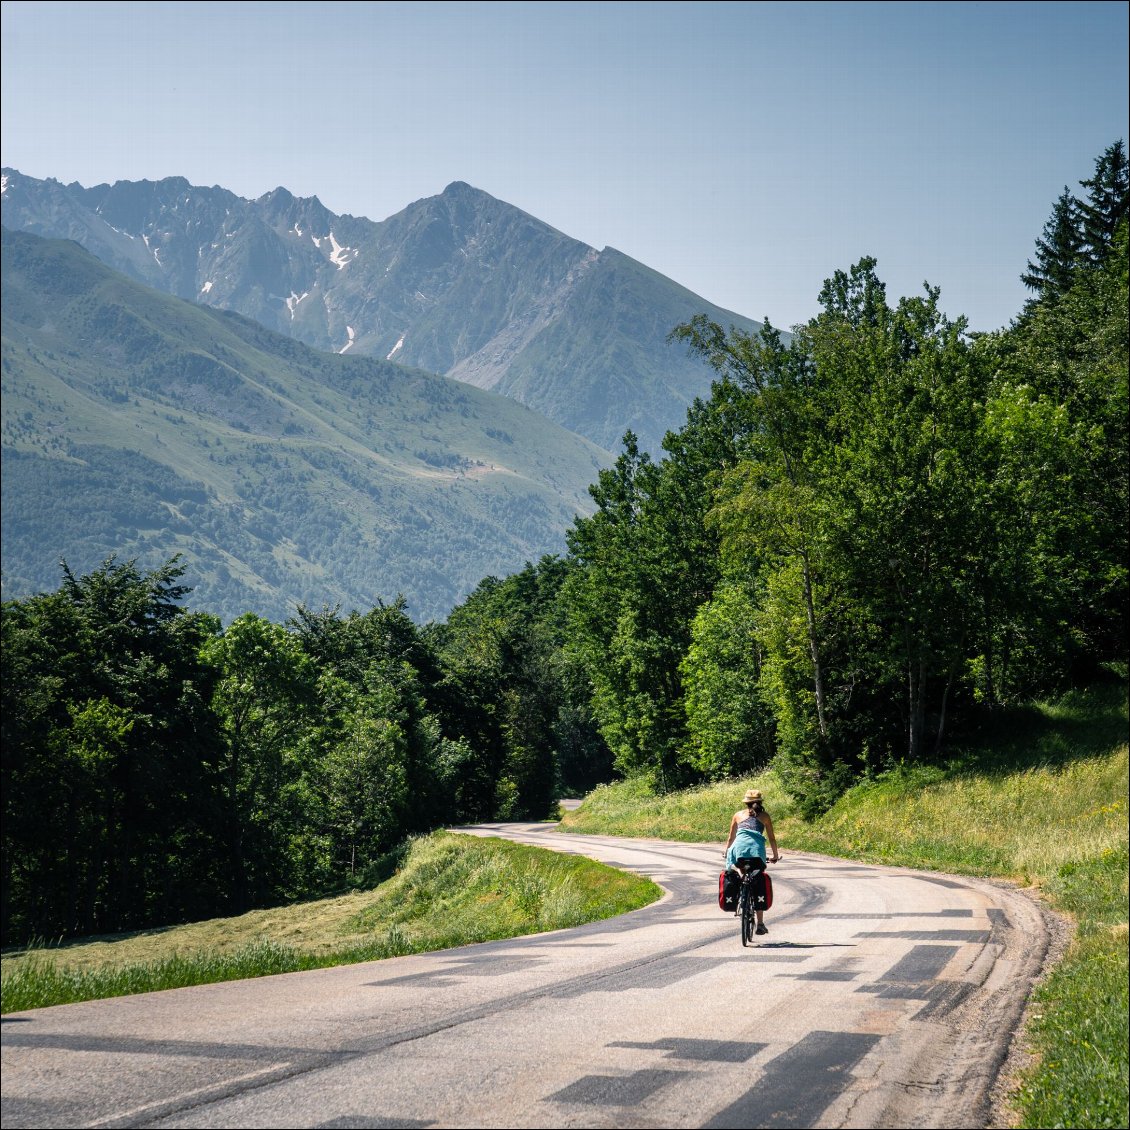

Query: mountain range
[[1, 228, 611, 623], [1, 169, 761, 453]]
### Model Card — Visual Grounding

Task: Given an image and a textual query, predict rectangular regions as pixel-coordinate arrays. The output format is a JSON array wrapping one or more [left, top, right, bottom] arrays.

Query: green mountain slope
[[1, 229, 612, 623]]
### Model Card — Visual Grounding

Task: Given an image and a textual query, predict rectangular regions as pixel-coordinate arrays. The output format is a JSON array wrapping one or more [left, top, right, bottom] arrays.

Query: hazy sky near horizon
[[2, 1, 1127, 333]]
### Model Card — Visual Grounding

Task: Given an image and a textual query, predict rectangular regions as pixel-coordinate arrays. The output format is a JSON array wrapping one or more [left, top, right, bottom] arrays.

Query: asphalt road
[[1, 823, 1053, 1129]]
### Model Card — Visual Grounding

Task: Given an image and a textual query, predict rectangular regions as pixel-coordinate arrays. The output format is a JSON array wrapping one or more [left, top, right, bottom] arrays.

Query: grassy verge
[[0, 832, 661, 1013], [561, 678, 1129, 1130]]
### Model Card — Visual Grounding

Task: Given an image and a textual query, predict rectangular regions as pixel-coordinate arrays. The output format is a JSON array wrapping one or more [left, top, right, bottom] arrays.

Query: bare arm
[[762, 811, 780, 863], [723, 812, 740, 856]]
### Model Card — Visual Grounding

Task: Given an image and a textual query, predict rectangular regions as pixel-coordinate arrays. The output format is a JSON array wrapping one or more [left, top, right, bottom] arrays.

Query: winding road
[[1, 823, 1053, 1129]]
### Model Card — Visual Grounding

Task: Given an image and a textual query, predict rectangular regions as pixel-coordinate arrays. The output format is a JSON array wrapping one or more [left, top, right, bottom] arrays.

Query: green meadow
[[0, 834, 660, 1013]]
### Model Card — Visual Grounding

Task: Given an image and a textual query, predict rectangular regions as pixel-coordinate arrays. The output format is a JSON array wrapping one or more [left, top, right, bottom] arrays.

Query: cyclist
[[723, 789, 780, 935]]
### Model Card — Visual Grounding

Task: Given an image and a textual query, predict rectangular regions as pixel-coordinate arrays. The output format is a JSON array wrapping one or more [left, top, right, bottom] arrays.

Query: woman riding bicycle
[[723, 789, 780, 935]]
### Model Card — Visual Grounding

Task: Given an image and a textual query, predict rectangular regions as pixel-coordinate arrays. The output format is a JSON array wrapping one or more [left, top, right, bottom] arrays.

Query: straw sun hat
[[742, 789, 763, 805]]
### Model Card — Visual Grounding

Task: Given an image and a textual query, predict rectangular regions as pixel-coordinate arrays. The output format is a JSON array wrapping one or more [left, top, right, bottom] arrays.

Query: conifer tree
[[1022, 142, 1129, 309], [1021, 188, 1084, 303], [1078, 139, 1129, 267]]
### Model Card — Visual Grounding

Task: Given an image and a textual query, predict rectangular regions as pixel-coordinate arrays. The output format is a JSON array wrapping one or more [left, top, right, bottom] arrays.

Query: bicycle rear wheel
[[740, 884, 753, 946]]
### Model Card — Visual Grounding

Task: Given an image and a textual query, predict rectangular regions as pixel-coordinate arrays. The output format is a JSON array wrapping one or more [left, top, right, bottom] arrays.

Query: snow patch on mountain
[[338, 325, 356, 354], [387, 333, 405, 360], [286, 291, 309, 317], [142, 235, 163, 266], [201, 280, 213, 294], [328, 232, 357, 269]]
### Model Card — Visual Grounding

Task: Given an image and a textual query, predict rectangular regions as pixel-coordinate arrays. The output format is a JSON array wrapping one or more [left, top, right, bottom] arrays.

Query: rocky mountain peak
[[2, 170, 760, 451]]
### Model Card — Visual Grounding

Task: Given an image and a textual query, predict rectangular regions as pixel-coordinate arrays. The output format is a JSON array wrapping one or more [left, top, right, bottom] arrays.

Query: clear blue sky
[[2, 1, 1127, 333]]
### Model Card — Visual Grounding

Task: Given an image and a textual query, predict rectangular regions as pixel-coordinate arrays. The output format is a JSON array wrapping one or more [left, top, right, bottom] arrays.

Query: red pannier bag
[[750, 869, 773, 910], [718, 869, 740, 911]]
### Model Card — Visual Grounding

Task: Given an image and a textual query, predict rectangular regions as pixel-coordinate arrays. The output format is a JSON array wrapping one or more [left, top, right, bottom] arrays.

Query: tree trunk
[[907, 658, 927, 762], [983, 633, 997, 706], [800, 549, 828, 738], [934, 662, 957, 757]]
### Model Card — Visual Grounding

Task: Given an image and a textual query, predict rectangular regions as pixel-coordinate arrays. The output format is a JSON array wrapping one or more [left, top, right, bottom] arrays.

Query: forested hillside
[[555, 141, 1127, 813], [1, 555, 603, 943], [2, 143, 1125, 946]]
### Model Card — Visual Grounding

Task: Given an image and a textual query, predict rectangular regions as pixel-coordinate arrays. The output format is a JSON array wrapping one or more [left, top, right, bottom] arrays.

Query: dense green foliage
[[2, 558, 226, 941], [1, 832, 662, 1012], [1, 556, 590, 944], [557, 141, 1127, 815]]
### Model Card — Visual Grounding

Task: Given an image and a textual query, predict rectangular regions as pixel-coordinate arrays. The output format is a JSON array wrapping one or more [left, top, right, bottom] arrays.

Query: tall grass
[[561, 677, 1129, 1130], [0, 833, 660, 1013]]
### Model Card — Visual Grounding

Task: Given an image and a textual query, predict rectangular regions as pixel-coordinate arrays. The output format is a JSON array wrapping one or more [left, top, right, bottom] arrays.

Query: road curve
[[1, 823, 1053, 1129]]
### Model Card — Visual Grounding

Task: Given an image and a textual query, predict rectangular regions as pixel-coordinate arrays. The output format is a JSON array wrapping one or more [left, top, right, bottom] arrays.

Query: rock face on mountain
[[2, 170, 760, 452], [1, 228, 612, 624]]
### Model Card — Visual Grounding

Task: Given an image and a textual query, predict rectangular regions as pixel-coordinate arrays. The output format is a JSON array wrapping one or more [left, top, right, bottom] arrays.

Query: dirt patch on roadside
[[985, 889, 1075, 1129]]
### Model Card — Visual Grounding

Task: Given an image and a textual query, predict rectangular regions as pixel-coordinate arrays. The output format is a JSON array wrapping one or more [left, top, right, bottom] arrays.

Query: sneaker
[[755, 923, 768, 935]]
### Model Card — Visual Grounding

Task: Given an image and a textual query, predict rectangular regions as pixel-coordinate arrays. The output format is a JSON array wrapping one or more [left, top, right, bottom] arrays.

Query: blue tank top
[[727, 812, 767, 867]]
